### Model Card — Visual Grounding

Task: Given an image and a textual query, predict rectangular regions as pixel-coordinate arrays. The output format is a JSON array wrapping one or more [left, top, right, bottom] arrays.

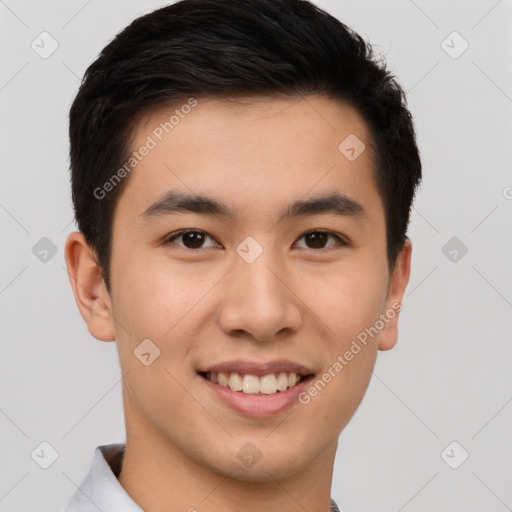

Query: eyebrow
[[140, 190, 366, 223]]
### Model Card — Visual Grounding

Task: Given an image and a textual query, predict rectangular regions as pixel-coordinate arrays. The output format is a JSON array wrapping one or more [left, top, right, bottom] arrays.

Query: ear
[[64, 231, 116, 342], [378, 237, 412, 351]]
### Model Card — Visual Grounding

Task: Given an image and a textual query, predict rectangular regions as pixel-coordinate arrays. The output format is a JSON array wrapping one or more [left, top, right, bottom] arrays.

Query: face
[[66, 94, 411, 482]]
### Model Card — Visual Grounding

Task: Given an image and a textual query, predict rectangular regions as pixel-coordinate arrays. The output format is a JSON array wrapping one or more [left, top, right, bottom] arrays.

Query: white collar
[[63, 443, 142, 512]]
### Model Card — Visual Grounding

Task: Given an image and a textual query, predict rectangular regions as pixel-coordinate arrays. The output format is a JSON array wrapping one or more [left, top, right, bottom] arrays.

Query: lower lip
[[199, 374, 313, 418]]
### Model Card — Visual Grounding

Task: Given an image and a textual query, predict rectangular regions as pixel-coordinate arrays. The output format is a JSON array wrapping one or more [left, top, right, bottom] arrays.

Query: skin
[[65, 94, 412, 512]]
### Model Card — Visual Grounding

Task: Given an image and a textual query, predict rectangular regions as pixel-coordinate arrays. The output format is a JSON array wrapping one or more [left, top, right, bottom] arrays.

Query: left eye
[[165, 230, 219, 249], [294, 231, 344, 249]]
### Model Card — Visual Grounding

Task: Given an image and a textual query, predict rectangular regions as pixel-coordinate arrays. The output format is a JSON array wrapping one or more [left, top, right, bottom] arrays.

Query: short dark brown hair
[[69, 0, 422, 291]]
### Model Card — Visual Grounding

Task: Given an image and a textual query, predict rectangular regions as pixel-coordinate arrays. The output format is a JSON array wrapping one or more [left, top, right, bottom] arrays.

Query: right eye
[[163, 229, 221, 250]]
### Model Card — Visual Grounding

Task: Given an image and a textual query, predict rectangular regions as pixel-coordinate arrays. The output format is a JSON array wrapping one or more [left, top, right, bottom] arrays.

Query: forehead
[[114, 94, 383, 227]]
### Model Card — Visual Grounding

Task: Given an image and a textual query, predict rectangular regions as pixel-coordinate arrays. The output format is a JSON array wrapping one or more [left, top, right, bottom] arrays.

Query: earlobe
[[64, 231, 116, 342], [378, 238, 412, 351]]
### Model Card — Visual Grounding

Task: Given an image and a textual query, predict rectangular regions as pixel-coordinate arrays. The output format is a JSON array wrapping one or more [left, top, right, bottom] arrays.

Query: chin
[[215, 458, 303, 483], [199, 441, 313, 483]]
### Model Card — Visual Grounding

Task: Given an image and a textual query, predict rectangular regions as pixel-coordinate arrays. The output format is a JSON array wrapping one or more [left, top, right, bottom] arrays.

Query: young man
[[63, 0, 421, 510]]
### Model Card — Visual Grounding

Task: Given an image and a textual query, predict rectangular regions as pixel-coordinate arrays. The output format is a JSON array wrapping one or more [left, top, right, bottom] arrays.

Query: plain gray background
[[1, 1, 511, 511]]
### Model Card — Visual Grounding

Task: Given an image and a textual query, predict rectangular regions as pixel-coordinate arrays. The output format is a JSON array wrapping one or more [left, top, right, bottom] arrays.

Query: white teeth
[[206, 371, 304, 394], [242, 374, 260, 394], [276, 372, 288, 391], [218, 372, 229, 387], [259, 374, 278, 394], [228, 372, 243, 391], [288, 372, 298, 387]]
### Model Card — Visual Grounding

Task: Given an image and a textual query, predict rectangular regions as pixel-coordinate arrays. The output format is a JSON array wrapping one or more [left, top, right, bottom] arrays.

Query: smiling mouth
[[199, 371, 313, 395]]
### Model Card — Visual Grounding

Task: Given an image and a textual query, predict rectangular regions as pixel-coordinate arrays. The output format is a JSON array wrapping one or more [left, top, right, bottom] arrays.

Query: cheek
[[111, 262, 204, 421], [111, 255, 204, 339], [110, 256, 222, 400], [294, 258, 387, 342]]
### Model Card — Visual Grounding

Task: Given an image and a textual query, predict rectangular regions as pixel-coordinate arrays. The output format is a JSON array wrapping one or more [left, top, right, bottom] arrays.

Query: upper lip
[[199, 359, 315, 377]]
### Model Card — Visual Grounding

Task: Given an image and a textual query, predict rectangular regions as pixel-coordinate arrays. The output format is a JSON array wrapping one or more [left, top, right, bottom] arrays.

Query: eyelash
[[163, 229, 348, 250]]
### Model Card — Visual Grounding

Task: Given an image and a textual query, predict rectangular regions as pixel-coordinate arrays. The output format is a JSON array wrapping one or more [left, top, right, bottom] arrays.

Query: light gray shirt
[[63, 443, 341, 512]]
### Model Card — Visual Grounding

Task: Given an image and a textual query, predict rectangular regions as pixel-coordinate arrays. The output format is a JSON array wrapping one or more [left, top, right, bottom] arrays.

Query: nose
[[216, 250, 303, 341]]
